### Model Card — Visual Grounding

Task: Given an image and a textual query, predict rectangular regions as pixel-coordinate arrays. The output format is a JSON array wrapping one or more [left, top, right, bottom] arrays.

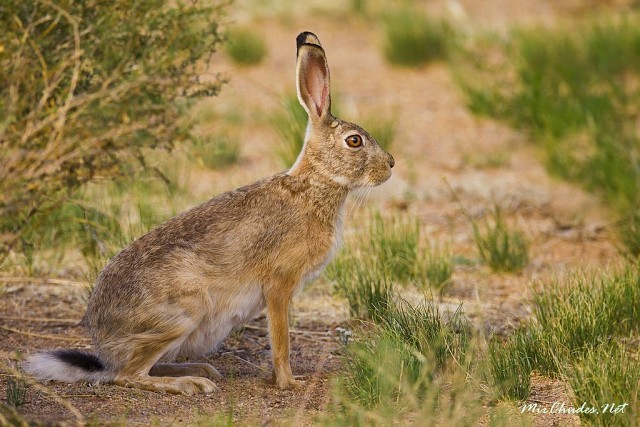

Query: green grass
[[322, 296, 536, 426], [457, 16, 640, 255], [488, 332, 532, 401], [463, 152, 510, 169], [620, 211, 640, 259], [327, 212, 454, 318], [339, 297, 471, 407], [472, 206, 529, 273], [188, 135, 240, 170], [331, 259, 394, 320], [381, 7, 453, 67], [367, 212, 422, 283], [565, 342, 640, 427], [225, 27, 267, 66], [350, 0, 368, 15], [5, 378, 27, 408], [487, 266, 640, 425], [270, 93, 309, 168], [422, 243, 453, 292]]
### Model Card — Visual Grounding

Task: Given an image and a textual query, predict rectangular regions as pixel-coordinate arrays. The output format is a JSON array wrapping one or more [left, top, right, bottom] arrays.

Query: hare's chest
[[301, 212, 344, 285]]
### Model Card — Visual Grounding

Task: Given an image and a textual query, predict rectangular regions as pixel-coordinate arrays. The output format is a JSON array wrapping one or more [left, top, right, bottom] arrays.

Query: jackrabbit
[[24, 31, 394, 394]]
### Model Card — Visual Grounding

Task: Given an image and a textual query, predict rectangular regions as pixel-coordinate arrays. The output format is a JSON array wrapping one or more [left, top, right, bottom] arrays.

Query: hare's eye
[[345, 134, 363, 148]]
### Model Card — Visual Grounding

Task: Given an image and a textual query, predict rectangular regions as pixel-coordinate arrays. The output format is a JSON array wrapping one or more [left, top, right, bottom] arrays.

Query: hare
[[24, 31, 394, 395]]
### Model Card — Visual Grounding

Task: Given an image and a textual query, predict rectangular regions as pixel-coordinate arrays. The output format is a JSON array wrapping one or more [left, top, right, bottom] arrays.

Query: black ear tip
[[296, 31, 321, 49]]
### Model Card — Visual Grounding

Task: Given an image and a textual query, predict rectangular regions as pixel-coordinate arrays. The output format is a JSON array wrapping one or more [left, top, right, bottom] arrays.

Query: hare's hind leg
[[114, 375, 217, 395], [110, 320, 218, 394], [150, 362, 221, 380]]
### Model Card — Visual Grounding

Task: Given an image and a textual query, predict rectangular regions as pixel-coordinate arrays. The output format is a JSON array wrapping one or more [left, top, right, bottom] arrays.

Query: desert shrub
[[0, 0, 225, 261]]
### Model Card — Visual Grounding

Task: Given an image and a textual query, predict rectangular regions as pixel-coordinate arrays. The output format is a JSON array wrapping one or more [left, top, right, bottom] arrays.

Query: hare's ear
[[296, 32, 331, 122]]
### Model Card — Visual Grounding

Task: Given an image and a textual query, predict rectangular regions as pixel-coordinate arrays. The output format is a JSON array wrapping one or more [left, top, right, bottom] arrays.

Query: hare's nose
[[387, 154, 395, 168]]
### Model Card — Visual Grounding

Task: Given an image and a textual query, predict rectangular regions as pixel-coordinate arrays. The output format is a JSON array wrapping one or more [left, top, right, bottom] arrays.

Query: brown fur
[[24, 31, 394, 394]]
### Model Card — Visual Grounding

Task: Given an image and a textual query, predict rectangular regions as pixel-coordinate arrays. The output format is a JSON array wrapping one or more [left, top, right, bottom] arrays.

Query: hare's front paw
[[278, 377, 305, 390], [271, 372, 305, 389]]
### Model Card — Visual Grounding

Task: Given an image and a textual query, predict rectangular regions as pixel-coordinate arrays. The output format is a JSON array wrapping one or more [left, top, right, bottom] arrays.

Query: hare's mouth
[[380, 169, 393, 185], [364, 169, 393, 187]]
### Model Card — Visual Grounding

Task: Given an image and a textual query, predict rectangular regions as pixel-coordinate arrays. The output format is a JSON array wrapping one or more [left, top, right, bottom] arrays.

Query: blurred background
[[1, 0, 640, 425]]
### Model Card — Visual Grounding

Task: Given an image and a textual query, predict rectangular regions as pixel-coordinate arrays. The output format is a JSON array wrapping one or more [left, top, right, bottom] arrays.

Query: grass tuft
[[367, 213, 422, 283], [340, 297, 472, 407], [381, 7, 453, 67], [5, 378, 27, 408], [328, 211, 456, 318], [472, 206, 529, 273], [328, 212, 454, 317], [270, 93, 308, 168], [422, 244, 453, 292], [225, 27, 267, 66], [565, 342, 640, 426], [331, 259, 394, 320], [619, 211, 640, 258], [488, 333, 532, 401], [188, 135, 240, 170]]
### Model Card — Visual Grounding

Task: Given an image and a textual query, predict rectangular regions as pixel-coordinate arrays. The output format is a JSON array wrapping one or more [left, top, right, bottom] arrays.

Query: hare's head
[[289, 32, 394, 189]]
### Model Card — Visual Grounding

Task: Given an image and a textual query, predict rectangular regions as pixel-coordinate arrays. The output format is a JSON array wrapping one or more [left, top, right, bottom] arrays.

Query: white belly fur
[[169, 283, 265, 360]]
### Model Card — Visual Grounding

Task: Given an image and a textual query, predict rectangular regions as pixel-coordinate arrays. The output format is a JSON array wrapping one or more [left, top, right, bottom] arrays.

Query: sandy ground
[[0, 1, 628, 425]]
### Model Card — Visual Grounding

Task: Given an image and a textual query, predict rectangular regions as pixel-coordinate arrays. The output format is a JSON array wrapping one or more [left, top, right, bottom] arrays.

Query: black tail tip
[[53, 349, 104, 372], [296, 31, 321, 50]]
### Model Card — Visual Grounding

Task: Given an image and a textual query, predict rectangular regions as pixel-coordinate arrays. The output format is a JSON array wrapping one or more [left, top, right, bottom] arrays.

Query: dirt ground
[[0, 1, 628, 425]]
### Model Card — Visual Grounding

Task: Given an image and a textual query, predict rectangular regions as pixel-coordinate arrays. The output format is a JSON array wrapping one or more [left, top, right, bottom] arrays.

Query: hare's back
[[88, 175, 300, 299]]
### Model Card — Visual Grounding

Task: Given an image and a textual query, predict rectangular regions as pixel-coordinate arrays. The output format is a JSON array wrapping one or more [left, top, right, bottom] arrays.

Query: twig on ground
[[0, 325, 88, 342], [219, 352, 271, 374], [0, 276, 86, 287], [243, 324, 332, 337], [0, 315, 80, 324]]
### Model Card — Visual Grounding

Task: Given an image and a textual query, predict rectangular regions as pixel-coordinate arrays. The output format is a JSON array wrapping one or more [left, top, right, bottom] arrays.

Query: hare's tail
[[23, 349, 112, 383]]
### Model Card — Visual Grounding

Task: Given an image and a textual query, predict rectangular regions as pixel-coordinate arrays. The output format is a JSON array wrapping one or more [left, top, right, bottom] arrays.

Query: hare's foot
[[269, 371, 305, 390], [114, 375, 217, 395], [150, 362, 222, 380]]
